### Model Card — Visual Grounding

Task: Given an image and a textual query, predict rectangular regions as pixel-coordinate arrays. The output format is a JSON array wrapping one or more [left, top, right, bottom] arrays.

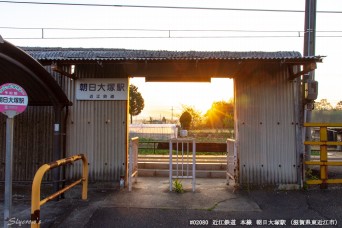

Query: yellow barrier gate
[[31, 154, 88, 228], [304, 123, 342, 188]]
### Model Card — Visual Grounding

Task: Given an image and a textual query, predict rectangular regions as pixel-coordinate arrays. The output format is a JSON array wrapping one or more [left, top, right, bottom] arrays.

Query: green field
[[187, 129, 234, 143]]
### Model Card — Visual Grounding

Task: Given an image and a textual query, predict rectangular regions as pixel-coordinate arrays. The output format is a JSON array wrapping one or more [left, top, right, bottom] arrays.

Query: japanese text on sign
[[0, 83, 28, 116], [188, 218, 337, 226], [75, 78, 128, 101], [0, 96, 26, 104]]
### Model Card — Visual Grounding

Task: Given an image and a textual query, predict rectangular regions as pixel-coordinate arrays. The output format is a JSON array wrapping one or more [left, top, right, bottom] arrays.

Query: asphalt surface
[[1, 177, 342, 227]]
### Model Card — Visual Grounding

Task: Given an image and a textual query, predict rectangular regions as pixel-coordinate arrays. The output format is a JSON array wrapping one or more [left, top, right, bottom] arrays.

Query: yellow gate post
[[31, 154, 88, 228], [304, 123, 342, 188], [320, 126, 328, 188]]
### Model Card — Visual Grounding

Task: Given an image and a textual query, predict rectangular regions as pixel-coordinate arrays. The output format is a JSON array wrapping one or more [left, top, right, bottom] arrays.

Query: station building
[[0, 39, 323, 186]]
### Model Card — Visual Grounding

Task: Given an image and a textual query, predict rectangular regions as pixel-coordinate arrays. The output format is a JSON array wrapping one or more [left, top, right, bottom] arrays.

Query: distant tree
[[205, 100, 234, 129], [315, 99, 333, 111], [335, 101, 342, 110], [129, 84, 145, 124], [181, 105, 203, 129], [179, 111, 192, 130]]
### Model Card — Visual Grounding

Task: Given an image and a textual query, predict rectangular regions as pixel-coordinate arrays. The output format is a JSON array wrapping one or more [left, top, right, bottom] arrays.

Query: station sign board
[[76, 78, 128, 101], [0, 83, 28, 117]]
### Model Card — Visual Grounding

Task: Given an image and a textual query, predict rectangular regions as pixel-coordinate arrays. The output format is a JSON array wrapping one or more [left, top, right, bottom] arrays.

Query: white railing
[[169, 138, 196, 192], [227, 138, 238, 186], [128, 137, 139, 191]]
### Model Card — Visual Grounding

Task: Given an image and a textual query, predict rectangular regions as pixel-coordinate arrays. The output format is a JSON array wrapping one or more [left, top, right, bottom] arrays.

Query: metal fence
[[129, 124, 178, 140], [169, 138, 196, 192]]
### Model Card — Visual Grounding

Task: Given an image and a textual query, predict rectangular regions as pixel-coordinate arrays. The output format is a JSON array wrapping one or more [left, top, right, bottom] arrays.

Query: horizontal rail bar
[[304, 123, 342, 127], [170, 138, 196, 142], [305, 161, 342, 166], [48, 154, 84, 169], [304, 141, 342, 146], [306, 179, 342, 185], [131, 170, 138, 177], [40, 178, 83, 206]]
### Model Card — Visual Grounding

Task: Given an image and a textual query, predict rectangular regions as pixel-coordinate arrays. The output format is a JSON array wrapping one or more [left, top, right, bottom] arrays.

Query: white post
[[192, 139, 196, 192], [128, 137, 139, 192], [169, 139, 173, 191], [134, 139, 138, 184], [128, 139, 132, 192]]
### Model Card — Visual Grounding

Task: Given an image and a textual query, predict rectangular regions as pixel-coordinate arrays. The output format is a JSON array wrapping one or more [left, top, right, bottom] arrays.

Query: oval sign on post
[[0, 83, 28, 118], [1, 83, 28, 226]]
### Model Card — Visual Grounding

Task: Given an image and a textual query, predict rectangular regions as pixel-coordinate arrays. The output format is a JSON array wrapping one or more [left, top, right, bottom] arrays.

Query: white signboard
[[76, 78, 128, 101]]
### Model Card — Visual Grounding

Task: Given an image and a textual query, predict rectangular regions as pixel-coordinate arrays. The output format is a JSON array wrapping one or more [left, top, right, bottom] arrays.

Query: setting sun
[[130, 77, 234, 122]]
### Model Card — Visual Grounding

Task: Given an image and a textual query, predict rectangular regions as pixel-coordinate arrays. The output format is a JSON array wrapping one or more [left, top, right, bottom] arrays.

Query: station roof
[[22, 47, 323, 82], [0, 38, 70, 106], [22, 47, 322, 63]]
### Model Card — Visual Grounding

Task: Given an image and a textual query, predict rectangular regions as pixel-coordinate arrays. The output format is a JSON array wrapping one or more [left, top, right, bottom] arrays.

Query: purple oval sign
[[0, 83, 28, 116]]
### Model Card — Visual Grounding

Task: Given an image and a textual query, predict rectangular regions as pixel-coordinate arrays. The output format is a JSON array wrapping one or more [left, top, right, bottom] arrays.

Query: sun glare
[[130, 77, 233, 120]]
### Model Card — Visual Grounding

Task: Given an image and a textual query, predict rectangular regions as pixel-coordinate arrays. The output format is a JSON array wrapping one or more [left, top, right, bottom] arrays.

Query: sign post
[[0, 83, 28, 228]]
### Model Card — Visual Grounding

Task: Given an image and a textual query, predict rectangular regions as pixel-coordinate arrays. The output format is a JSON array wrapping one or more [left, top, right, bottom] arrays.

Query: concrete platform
[[2, 177, 342, 227], [0, 178, 256, 227]]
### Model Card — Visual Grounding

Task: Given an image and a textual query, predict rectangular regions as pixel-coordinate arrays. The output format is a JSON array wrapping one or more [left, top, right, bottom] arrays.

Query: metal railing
[[169, 138, 196, 192], [128, 137, 139, 191], [304, 123, 342, 188], [31, 154, 88, 228]]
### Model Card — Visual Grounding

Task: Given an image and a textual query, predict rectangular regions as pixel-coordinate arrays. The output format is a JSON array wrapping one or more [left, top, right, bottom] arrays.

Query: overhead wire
[[2, 26, 342, 33], [0, 0, 342, 14], [1, 1, 341, 39], [0, 26, 310, 32], [1, 26, 342, 39], [4, 35, 342, 40]]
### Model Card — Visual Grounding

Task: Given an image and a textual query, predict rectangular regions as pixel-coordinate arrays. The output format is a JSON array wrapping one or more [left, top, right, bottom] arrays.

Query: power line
[[0, 0, 342, 14], [2, 26, 342, 39], [0, 26, 171, 31], [0, 26, 305, 32], [2, 26, 342, 33], [4, 35, 342, 40]]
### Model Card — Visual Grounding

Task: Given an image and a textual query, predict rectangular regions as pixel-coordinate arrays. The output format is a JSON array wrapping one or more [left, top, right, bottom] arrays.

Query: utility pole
[[304, 0, 316, 68], [170, 106, 174, 122], [303, 0, 317, 161]]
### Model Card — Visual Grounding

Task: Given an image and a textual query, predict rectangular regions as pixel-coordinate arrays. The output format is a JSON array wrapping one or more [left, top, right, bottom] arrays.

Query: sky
[[0, 0, 341, 121]]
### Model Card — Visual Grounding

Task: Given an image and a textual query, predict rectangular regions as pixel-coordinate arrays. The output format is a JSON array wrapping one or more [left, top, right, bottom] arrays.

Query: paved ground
[[1, 177, 342, 227]]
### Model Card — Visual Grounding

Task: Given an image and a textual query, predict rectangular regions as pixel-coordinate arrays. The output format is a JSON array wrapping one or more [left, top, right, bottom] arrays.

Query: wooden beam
[[288, 62, 316, 80], [51, 64, 77, 80], [145, 76, 211, 82]]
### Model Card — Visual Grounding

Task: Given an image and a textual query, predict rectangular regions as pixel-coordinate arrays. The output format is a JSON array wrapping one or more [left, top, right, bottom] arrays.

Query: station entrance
[[128, 77, 234, 191]]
